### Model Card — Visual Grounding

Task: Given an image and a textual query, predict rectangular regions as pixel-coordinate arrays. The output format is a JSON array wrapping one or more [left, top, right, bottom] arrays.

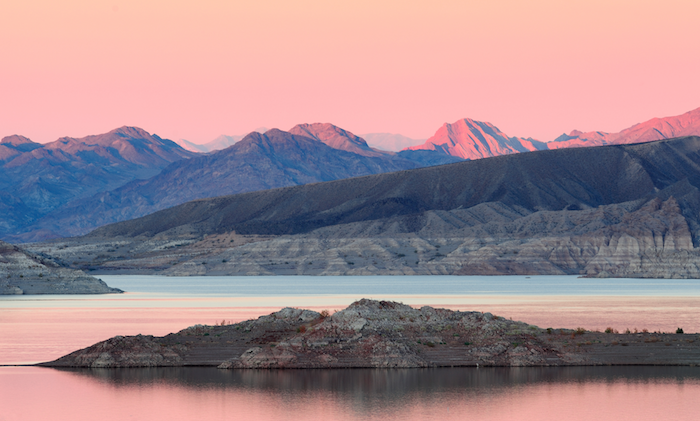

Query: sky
[[1, 0, 699, 144]]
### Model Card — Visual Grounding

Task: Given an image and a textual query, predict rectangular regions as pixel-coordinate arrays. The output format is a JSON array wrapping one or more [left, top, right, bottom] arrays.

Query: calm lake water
[[2, 366, 700, 421], [2, 275, 700, 420]]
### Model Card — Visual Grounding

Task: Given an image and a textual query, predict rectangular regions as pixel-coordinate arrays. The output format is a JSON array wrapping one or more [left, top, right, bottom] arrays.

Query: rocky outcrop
[[0, 240, 122, 294], [41, 300, 700, 368]]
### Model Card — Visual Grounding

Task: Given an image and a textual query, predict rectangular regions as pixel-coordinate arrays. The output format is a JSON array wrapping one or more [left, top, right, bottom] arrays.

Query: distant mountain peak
[[1, 135, 36, 146], [549, 106, 700, 149], [108, 126, 153, 139], [289, 123, 386, 157], [407, 118, 547, 160], [360, 133, 425, 152]]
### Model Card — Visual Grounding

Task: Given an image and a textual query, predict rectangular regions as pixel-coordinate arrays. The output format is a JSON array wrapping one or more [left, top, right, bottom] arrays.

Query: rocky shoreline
[[40, 299, 700, 369], [0, 240, 122, 295]]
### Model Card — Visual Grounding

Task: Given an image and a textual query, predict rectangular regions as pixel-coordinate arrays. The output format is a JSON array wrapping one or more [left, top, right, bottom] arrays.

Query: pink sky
[[1, 0, 699, 144]]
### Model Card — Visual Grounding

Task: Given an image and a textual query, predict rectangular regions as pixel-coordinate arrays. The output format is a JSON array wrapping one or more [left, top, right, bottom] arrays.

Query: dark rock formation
[[41, 300, 700, 368]]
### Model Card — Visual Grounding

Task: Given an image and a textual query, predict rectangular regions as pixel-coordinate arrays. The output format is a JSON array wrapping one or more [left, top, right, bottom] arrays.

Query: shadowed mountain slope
[[0, 135, 43, 161], [87, 136, 700, 240], [27, 129, 431, 238], [0, 127, 195, 241]]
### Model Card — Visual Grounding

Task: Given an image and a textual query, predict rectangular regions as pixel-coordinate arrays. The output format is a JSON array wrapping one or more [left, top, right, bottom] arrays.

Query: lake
[[1, 275, 700, 420], [2, 366, 700, 420]]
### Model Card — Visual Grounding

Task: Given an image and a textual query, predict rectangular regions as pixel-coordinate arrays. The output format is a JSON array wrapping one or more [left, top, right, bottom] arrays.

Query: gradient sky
[[1, 0, 699, 144]]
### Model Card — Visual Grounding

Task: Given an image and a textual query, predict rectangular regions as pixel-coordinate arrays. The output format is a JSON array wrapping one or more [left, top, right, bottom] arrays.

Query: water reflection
[[3, 366, 700, 421], [56, 366, 700, 393]]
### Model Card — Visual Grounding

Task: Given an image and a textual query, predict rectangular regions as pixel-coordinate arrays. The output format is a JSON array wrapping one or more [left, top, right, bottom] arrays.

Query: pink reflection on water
[[0, 306, 282, 365], [1, 367, 700, 421], [431, 296, 700, 334]]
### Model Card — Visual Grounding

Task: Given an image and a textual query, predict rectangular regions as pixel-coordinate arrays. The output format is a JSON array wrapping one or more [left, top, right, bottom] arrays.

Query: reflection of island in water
[[62, 365, 700, 392], [24, 366, 698, 421]]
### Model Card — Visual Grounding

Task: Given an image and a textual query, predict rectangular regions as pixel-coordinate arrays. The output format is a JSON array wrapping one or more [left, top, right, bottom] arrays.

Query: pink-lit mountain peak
[[289, 123, 387, 157], [1, 135, 36, 147], [49, 126, 162, 148], [408, 118, 547, 160], [549, 106, 700, 149], [0, 135, 41, 161], [614, 106, 700, 144], [36, 126, 194, 167]]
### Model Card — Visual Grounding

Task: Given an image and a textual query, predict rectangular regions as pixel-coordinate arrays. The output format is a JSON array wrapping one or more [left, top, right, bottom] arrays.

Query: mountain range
[[3, 107, 700, 243], [42, 135, 700, 279], [0, 127, 194, 240], [2, 124, 460, 241], [409, 107, 700, 160], [175, 131, 425, 153], [175, 106, 700, 160], [86, 136, 700, 240]]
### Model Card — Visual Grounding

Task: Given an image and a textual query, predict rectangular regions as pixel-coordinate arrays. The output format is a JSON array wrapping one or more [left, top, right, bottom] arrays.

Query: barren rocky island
[[41, 299, 700, 369]]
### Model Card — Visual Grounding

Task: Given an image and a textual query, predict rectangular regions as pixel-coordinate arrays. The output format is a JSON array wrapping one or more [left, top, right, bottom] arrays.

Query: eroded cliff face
[[0, 240, 121, 294], [42, 300, 700, 369], [30, 196, 700, 278]]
